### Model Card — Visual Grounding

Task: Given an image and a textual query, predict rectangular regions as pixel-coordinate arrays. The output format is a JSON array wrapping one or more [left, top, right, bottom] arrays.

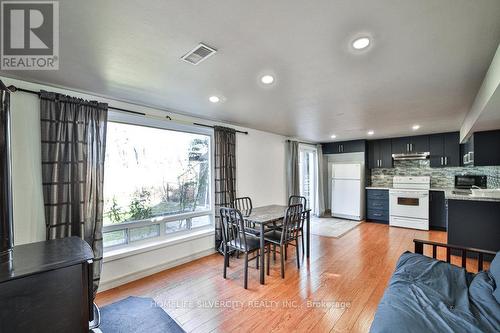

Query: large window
[[102, 115, 213, 249]]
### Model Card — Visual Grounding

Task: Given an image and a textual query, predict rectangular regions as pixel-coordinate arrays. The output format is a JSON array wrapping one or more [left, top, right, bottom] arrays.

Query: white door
[[332, 179, 361, 219], [299, 145, 317, 212]]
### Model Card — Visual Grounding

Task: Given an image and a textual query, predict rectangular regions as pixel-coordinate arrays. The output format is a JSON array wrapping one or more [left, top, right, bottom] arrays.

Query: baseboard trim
[[98, 247, 216, 292]]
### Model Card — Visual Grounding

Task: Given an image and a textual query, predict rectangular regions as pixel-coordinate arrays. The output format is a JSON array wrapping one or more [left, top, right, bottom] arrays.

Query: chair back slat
[[281, 204, 303, 243], [288, 195, 307, 210], [233, 197, 253, 216], [220, 207, 247, 251]]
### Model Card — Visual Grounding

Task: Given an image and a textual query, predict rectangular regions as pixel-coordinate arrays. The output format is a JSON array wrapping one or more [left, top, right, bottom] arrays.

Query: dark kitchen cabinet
[[464, 130, 500, 166], [368, 139, 392, 169], [429, 190, 446, 230], [366, 189, 389, 223], [411, 135, 430, 153], [322, 140, 366, 154], [391, 137, 408, 155], [391, 135, 429, 154], [448, 199, 500, 255], [429, 132, 460, 167]]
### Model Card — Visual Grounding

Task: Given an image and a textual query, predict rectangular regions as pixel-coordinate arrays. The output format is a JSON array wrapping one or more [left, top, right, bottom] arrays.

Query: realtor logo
[[1, 1, 59, 70]]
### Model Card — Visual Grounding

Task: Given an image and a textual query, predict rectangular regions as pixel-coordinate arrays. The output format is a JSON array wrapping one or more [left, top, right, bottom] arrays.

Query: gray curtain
[[40, 91, 108, 297], [214, 126, 236, 252], [316, 144, 326, 216], [286, 140, 300, 199]]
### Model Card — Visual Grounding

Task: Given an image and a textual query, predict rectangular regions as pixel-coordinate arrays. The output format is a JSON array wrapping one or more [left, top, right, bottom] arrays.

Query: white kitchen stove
[[389, 176, 431, 230]]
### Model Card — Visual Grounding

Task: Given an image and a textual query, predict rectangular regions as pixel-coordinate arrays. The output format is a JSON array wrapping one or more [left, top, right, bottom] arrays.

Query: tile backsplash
[[370, 160, 500, 188]]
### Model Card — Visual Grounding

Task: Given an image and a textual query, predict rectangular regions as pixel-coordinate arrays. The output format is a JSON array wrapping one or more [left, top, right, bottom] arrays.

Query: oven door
[[389, 190, 429, 219]]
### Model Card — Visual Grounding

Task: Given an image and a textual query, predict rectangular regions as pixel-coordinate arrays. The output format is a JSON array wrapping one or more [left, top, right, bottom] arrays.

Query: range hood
[[392, 152, 430, 160]]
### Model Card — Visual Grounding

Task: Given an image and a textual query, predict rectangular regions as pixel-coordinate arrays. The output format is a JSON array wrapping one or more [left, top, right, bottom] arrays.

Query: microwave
[[455, 175, 487, 189]]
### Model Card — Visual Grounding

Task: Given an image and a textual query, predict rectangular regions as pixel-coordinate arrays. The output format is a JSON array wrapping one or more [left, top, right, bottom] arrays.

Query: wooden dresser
[[0, 237, 94, 332]]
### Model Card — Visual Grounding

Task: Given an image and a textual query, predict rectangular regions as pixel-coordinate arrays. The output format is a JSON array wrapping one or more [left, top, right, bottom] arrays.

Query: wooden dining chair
[[264, 203, 304, 278], [220, 207, 263, 289]]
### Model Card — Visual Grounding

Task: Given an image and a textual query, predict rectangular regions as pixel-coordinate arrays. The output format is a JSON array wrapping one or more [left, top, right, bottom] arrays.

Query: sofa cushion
[[370, 252, 486, 333], [489, 251, 500, 303], [469, 271, 500, 331]]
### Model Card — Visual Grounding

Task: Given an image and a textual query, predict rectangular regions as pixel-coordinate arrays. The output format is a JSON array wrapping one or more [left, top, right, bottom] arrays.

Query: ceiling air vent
[[181, 43, 217, 65]]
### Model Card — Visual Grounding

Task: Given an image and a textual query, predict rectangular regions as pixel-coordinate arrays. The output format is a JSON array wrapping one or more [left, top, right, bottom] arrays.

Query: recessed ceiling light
[[367, 130, 374, 136], [412, 124, 420, 130], [209, 96, 220, 103], [261, 75, 275, 85], [352, 37, 370, 50], [330, 134, 337, 139]]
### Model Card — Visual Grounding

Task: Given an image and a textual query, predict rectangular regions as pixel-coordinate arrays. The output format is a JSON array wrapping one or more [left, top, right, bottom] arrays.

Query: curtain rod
[[6, 84, 248, 135], [286, 139, 317, 146]]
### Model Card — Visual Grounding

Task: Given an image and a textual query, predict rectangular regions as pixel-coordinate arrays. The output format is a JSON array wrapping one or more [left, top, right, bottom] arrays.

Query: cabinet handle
[[444, 156, 448, 165], [440, 157, 443, 165]]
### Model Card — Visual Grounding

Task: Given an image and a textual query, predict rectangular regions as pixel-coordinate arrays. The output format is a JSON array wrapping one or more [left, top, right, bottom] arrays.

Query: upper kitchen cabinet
[[368, 139, 392, 169], [429, 132, 460, 167], [322, 140, 366, 154], [462, 130, 500, 166], [391, 135, 429, 154]]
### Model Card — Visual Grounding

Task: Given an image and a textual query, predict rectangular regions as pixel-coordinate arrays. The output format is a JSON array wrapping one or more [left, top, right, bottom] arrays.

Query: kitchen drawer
[[367, 198, 389, 210], [367, 189, 389, 200], [367, 209, 389, 222]]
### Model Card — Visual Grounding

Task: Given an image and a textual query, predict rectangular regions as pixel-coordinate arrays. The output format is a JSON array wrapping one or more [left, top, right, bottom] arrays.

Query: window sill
[[103, 227, 214, 263]]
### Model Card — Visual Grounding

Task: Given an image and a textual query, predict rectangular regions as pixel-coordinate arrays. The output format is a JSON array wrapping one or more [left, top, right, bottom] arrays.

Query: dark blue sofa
[[370, 248, 500, 333]]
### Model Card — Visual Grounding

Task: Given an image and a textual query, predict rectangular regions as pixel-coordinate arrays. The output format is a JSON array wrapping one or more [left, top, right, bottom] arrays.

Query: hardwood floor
[[97, 223, 457, 332]]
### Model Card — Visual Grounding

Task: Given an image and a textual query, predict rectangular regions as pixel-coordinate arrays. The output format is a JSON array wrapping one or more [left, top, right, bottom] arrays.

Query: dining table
[[244, 205, 311, 285]]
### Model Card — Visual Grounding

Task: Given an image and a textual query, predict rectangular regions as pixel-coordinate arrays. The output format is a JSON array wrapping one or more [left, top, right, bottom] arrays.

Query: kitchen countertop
[[366, 186, 500, 202], [443, 190, 500, 202], [365, 186, 451, 191]]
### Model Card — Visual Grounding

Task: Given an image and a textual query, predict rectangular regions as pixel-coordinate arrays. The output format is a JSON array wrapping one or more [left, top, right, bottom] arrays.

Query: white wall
[[236, 130, 286, 207], [1, 76, 287, 290], [460, 44, 500, 141]]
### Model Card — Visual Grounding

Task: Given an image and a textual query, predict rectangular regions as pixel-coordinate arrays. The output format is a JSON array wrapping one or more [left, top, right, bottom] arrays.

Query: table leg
[[306, 211, 310, 258], [260, 223, 265, 284]]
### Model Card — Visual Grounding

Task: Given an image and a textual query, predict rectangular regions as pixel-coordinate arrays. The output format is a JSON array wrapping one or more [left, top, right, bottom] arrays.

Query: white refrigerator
[[331, 163, 364, 221]]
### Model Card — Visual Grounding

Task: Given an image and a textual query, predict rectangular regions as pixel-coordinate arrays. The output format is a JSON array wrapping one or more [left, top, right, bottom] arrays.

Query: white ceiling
[[2, 0, 500, 142]]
